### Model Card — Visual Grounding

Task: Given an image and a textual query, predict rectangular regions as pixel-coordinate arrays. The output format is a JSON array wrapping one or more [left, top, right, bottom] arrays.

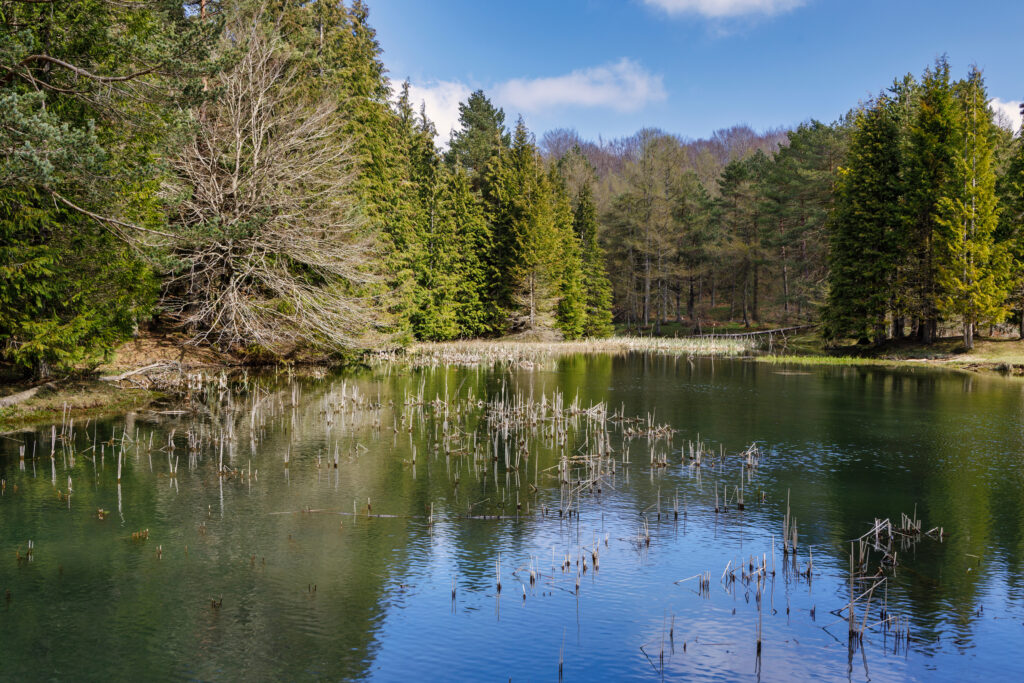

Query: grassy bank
[[757, 335, 1024, 374], [0, 380, 162, 433], [0, 333, 232, 432], [7, 330, 1024, 433]]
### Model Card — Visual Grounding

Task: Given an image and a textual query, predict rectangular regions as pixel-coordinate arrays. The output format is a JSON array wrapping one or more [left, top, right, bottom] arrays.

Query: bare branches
[[11, 54, 159, 83], [48, 189, 177, 241], [159, 15, 381, 353]]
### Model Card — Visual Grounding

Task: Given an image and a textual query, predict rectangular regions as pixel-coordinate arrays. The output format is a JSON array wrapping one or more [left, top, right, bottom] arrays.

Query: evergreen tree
[[885, 74, 921, 337], [412, 167, 493, 340], [935, 67, 1008, 349], [0, 195, 155, 376], [905, 57, 961, 342], [446, 90, 511, 181], [823, 96, 903, 342], [573, 184, 615, 337], [484, 119, 570, 334], [762, 120, 849, 320], [0, 0, 214, 375], [551, 171, 587, 339], [996, 121, 1024, 337], [287, 0, 425, 339]]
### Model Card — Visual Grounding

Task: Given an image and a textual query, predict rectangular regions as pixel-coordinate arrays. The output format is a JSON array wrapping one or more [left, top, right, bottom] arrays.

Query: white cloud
[[405, 80, 473, 147], [494, 59, 666, 114], [644, 0, 805, 18], [989, 97, 1022, 134], [400, 59, 665, 147]]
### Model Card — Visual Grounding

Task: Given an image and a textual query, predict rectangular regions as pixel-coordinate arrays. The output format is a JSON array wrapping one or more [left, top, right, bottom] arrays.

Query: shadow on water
[[2, 355, 1024, 681]]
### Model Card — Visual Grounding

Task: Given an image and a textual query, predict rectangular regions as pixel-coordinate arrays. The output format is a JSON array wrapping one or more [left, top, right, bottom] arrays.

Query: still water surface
[[2, 355, 1024, 681]]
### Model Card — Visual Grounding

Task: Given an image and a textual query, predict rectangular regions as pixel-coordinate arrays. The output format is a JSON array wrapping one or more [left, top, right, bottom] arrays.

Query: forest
[[3, 0, 1024, 378]]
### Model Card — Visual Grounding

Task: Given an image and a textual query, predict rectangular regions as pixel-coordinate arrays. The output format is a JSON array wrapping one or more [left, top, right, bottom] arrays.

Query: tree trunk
[[664, 280, 669, 324], [34, 359, 52, 382], [532, 270, 540, 329], [643, 254, 651, 327], [729, 280, 736, 320], [752, 265, 759, 323], [742, 282, 750, 329], [687, 277, 695, 321], [963, 316, 974, 350], [782, 246, 790, 317]]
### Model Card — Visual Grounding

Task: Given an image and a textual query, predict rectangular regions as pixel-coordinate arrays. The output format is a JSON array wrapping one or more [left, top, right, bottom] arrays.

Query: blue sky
[[367, 0, 1024, 145]]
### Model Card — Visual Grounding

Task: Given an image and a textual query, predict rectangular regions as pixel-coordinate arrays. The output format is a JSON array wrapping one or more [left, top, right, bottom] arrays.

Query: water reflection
[[2, 356, 1023, 681]]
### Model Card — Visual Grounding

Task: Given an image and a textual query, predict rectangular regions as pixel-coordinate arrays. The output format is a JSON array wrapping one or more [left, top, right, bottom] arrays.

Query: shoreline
[[0, 379, 164, 433], [5, 335, 1024, 431]]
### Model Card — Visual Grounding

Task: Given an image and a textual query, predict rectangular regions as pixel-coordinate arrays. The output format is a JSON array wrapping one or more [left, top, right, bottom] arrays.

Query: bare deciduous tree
[[160, 14, 381, 353]]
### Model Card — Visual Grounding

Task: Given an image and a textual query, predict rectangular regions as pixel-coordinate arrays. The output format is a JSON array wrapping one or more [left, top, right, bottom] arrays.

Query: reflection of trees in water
[[812, 367, 1024, 642], [3, 358, 1024, 677]]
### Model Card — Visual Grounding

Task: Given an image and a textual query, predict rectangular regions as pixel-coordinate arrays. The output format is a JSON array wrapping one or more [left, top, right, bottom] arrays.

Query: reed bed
[[380, 335, 759, 369], [3, 359, 947, 675]]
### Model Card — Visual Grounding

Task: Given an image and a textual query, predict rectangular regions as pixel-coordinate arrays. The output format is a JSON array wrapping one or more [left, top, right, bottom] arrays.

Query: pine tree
[[935, 67, 1008, 349], [823, 96, 903, 342], [762, 120, 849, 320], [905, 57, 961, 343], [0, 0, 214, 376], [484, 119, 568, 334], [573, 184, 614, 337], [412, 167, 493, 340], [996, 122, 1024, 337], [446, 90, 511, 181], [552, 171, 587, 339]]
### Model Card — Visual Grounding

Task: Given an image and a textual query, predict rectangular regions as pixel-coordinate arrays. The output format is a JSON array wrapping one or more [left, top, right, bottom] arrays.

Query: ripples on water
[[2, 355, 1024, 681]]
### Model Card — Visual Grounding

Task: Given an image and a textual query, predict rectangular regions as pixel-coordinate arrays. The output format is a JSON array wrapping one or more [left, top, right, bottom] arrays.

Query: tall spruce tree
[[446, 90, 511, 181], [935, 67, 1008, 349], [885, 74, 921, 337], [906, 58, 961, 342], [412, 167, 493, 340], [484, 119, 577, 334], [996, 120, 1024, 337], [824, 96, 903, 342], [551, 170, 588, 339], [573, 184, 615, 337]]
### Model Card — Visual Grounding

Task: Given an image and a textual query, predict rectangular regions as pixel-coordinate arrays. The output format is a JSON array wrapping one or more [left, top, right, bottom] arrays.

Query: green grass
[[755, 354, 918, 367], [756, 336, 1024, 373], [0, 380, 162, 433]]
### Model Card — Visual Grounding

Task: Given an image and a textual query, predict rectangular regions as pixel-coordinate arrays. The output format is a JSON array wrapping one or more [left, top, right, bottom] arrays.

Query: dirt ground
[[97, 333, 236, 371]]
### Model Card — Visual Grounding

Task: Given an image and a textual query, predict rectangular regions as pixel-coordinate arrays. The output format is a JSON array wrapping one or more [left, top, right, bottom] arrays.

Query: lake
[[2, 354, 1023, 681]]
